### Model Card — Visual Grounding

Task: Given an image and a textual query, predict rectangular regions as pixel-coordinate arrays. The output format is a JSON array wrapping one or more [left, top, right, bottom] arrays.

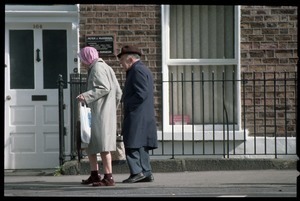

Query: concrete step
[[61, 157, 297, 175], [5, 157, 296, 176]]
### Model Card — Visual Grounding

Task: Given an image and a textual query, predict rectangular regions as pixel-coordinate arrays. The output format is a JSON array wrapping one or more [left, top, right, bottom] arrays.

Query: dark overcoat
[[121, 60, 158, 150]]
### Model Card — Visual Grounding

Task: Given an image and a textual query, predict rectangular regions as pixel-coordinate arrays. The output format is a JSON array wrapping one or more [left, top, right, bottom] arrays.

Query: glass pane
[[9, 30, 34, 89], [43, 30, 67, 89], [170, 5, 234, 59], [169, 65, 237, 125]]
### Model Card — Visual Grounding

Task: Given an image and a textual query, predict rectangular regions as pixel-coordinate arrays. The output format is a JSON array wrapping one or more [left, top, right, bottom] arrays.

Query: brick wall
[[240, 6, 297, 136], [240, 6, 297, 72], [79, 4, 162, 130]]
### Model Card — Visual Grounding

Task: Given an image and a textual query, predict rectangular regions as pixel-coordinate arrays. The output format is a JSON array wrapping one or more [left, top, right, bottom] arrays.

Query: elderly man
[[117, 45, 158, 183]]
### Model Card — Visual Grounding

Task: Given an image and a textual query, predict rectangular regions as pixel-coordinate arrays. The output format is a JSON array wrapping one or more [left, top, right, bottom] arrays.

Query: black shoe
[[137, 174, 154, 182], [122, 172, 146, 183]]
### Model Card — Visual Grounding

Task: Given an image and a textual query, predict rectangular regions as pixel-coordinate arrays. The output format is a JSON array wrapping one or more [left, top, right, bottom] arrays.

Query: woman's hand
[[76, 94, 86, 103]]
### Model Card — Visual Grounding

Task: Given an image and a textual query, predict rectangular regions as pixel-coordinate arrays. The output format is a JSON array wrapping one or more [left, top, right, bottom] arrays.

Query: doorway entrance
[[5, 19, 78, 169]]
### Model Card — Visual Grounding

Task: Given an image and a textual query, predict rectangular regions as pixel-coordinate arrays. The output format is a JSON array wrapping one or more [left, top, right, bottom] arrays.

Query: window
[[162, 5, 241, 132]]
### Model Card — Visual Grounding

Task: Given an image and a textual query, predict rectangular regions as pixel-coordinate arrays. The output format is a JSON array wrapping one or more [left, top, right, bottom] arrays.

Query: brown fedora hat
[[117, 45, 142, 58]]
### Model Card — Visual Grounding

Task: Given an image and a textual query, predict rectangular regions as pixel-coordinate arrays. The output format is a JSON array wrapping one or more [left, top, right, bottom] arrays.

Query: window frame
[[161, 5, 242, 133]]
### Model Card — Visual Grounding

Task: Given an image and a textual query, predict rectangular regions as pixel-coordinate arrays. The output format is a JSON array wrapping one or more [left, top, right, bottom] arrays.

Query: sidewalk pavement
[[4, 157, 299, 197], [4, 170, 299, 198]]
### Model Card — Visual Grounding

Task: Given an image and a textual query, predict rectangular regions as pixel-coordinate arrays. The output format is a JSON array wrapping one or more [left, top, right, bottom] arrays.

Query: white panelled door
[[4, 23, 72, 169]]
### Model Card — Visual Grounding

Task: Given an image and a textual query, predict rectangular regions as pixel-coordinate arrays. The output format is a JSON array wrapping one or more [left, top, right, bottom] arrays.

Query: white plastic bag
[[80, 103, 91, 147]]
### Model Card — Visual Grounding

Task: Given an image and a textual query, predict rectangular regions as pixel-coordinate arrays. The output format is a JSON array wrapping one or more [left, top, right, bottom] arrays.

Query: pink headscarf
[[78, 46, 99, 65]]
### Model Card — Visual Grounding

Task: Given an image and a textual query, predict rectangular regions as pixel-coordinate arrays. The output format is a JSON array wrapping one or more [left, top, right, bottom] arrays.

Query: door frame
[[4, 5, 80, 169]]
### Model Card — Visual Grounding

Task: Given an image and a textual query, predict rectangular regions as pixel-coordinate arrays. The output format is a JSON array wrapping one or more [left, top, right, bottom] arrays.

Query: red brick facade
[[240, 6, 297, 136], [79, 4, 162, 130], [240, 6, 297, 72]]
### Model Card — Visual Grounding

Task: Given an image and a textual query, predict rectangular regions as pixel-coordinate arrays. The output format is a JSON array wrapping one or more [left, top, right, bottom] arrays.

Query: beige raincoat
[[82, 59, 122, 154]]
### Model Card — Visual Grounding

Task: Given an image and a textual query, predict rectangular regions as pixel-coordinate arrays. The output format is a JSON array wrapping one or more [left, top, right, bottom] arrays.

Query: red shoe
[[92, 178, 115, 186], [81, 174, 101, 184]]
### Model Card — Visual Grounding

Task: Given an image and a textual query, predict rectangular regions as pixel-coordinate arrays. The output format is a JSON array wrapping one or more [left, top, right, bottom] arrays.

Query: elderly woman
[[76, 46, 122, 186]]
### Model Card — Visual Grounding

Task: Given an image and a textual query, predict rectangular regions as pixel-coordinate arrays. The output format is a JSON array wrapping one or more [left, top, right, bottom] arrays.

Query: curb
[[61, 158, 297, 175]]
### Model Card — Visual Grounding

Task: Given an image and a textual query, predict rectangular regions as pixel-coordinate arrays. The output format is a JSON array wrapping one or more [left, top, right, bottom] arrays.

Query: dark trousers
[[125, 147, 152, 177]]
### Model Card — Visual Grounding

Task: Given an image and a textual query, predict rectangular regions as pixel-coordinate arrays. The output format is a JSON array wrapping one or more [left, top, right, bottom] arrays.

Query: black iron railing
[[57, 71, 297, 163]]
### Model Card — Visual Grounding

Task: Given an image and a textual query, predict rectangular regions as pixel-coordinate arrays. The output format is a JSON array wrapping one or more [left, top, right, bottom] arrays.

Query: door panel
[[5, 23, 71, 169]]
